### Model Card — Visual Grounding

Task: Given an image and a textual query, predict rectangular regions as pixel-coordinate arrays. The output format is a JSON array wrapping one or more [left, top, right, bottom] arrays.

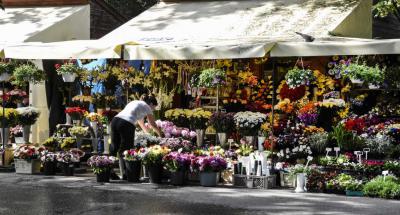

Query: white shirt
[[115, 101, 153, 125]]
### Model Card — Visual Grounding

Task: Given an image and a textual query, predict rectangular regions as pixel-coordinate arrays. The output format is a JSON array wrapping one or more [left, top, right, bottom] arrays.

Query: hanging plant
[[285, 67, 315, 89], [341, 62, 385, 85], [0, 61, 15, 75], [12, 64, 46, 87], [197, 68, 226, 88]]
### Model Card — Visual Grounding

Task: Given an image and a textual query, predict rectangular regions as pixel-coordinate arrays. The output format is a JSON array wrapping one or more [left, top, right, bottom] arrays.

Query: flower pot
[[170, 170, 186, 186], [125, 160, 142, 183], [368, 83, 379, 89], [258, 136, 266, 151], [217, 133, 227, 146], [200, 172, 218, 187], [147, 164, 163, 184], [66, 114, 72, 125], [72, 120, 81, 126], [61, 163, 75, 176], [350, 78, 364, 85], [14, 137, 24, 144], [96, 168, 111, 183], [0, 73, 11, 82], [15, 159, 41, 174], [295, 173, 306, 193], [345, 190, 363, 197], [43, 161, 57, 175], [0, 127, 10, 145], [62, 73, 76, 83], [196, 129, 205, 147], [22, 125, 31, 143]]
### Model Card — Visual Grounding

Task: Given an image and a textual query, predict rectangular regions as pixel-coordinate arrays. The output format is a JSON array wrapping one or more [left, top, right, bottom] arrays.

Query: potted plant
[[87, 155, 117, 183], [285, 67, 315, 89], [123, 148, 146, 182], [163, 152, 193, 186], [60, 137, 77, 151], [345, 179, 364, 197], [0, 108, 19, 145], [68, 126, 89, 148], [12, 63, 46, 87], [10, 125, 24, 144], [6, 89, 27, 107], [341, 62, 385, 87], [56, 151, 80, 176], [40, 151, 57, 175], [13, 144, 43, 174], [234, 111, 267, 144], [289, 164, 311, 193], [43, 137, 59, 152], [191, 155, 227, 187], [209, 112, 235, 146], [16, 107, 40, 144], [142, 145, 170, 184], [65, 107, 86, 125], [190, 108, 212, 147], [55, 61, 80, 83], [0, 61, 15, 82]]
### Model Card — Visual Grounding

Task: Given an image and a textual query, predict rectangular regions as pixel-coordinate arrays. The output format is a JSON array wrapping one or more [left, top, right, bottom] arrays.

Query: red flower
[[363, 160, 384, 166], [279, 83, 306, 101], [55, 64, 61, 70], [344, 118, 365, 134]]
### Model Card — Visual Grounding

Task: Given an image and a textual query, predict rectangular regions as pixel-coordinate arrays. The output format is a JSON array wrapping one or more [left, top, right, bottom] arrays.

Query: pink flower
[[181, 129, 189, 138], [189, 131, 197, 138]]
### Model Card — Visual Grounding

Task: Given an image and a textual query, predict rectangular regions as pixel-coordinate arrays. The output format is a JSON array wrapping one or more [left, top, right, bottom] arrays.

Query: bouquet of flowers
[[87, 155, 117, 174], [68, 126, 89, 137], [16, 107, 40, 126], [85, 112, 102, 122], [275, 99, 294, 114], [134, 131, 160, 147], [190, 108, 212, 129], [235, 139, 254, 156], [6, 89, 27, 104], [0, 108, 19, 127], [234, 111, 267, 136], [69, 148, 86, 159], [56, 151, 80, 163], [65, 107, 86, 120], [163, 152, 193, 172], [160, 138, 194, 152], [40, 151, 57, 163], [191, 155, 227, 172], [14, 144, 44, 160], [43, 137, 59, 152], [123, 148, 147, 161], [198, 146, 225, 157], [10, 125, 23, 137], [285, 67, 315, 89], [92, 93, 106, 109], [209, 112, 235, 133], [142, 145, 170, 166], [60, 137, 76, 151], [196, 68, 226, 88], [164, 109, 191, 127], [155, 120, 196, 139]]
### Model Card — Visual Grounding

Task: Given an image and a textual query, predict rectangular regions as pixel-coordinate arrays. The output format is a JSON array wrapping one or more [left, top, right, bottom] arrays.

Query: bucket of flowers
[[65, 107, 86, 125], [160, 137, 194, 153], [16, 107, 40, 144], [0, 108, 19, 145], [190, 108, 212, 147], [13, 144, 44, 174], [56, 151, 80, 176], [191, 155, 227, 187], [163, 152, 193, 186], [87, 155, 117, 183], [6, 89, 27, 107], [209, 112, 235, 146], [234, 111, 267, 143], [68, 126, 89, 148], [40, 150, 57, 175], [143, 145, 171, 184], [0, 61, 15, 82], [10, 125, 24, 144], [123, 148, 147, 182]]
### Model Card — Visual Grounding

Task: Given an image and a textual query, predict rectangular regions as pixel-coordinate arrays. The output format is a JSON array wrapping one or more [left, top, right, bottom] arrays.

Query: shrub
[[363, 176, 400, 199]]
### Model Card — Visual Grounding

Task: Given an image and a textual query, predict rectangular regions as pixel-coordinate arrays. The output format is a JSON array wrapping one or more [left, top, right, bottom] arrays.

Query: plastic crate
[[233, 174, 276, 189]]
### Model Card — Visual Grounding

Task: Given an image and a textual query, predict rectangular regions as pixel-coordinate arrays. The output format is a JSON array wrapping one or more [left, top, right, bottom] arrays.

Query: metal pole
[[2, 81, 5, 166], [270, 58, 276, 153]]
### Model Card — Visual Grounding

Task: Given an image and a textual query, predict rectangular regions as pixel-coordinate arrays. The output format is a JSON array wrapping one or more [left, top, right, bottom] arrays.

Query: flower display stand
[[15, 159, 41, 174], [233, 174, 276, 189]]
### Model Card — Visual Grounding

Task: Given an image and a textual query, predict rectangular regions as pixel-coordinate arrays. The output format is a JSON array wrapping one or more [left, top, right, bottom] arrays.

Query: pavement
[[0, 173, 399, 215]]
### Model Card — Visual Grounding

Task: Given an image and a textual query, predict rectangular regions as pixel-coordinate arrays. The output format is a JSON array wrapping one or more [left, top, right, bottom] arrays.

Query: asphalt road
[[0, 173, 399, 215]]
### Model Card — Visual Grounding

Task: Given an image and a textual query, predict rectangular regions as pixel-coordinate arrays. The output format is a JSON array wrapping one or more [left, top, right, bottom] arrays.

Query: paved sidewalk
[[0, 173, 399, 215]]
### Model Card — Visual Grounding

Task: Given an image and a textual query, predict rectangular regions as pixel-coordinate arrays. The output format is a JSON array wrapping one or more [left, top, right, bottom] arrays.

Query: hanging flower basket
[[62, 73, 77, 83]]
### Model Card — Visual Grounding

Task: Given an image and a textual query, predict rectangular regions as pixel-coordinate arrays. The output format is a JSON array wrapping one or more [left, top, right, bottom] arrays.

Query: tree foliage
[[373, 0, 400, 22]]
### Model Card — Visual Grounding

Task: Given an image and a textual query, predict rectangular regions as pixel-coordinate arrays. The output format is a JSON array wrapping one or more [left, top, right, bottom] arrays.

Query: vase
[[0, 73, 11, 82], [22, 125, 31, 143], [257, 136, 266, 152], [72, 120, 81, 126], [61, 163, 75, 176], [92, 138, 98, 154], [170, 170, 186, 186], [147, 164, 163, 184], [244, 136, 255, 145], [125, 160, 142, 183], [368, 83, 379, 89], [0, 127, 9, 145], [217, 133, 227, 146], [350, 78, 364, 85], [96, 168, 111, 183], [66, 114, 72, 125], [14, 137, 24, 144], [295, 173, 306, 193], [62, 73, 76, 83], [90, 121, 98, 137], [196, 129, 205, 147], [199, 172, 218, 187], [43, 161, 57, 175], [103, 135, 110, 154], [15, 159, 41, 174]]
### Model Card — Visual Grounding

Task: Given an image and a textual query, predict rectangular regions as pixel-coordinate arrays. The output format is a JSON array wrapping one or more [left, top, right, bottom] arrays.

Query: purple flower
[[298, 113, 318, 125]]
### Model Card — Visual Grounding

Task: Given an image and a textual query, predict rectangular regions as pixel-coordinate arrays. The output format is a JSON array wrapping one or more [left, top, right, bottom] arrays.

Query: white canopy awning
[[101, 0, 364, 60], [0, 5, 90, 58]]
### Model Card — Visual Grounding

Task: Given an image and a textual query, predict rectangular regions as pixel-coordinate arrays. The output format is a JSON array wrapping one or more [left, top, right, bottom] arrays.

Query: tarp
[[101, 0, 365, 60]]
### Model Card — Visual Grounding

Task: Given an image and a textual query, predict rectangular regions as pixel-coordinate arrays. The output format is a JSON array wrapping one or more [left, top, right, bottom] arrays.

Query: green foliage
[[61, 137, 76, 151], [197, 68, 225, 88], [373, 0, 400, 20], [12, 64, 46, 87], [330, 124, 365, 151], [0, 62, 15, 75], [363, 176, 400, 199], [43, 137, 58, 152], [343, 63, 385, 85], [285, 67, 315, 89]]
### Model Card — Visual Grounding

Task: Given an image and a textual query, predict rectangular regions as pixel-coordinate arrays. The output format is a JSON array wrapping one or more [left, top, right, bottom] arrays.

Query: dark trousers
[[110, 117, 136, 157]]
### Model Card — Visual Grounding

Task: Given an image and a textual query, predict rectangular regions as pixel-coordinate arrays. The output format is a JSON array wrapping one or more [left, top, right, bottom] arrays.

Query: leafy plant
[[55, 61, 81, 75], [363, 176, 400, 199], [285, 67, 315, 89], [342, 62, 385, 85], [197, 68, 226, 88], [12, 64, 46, 87], [307, 131, 328, 155], [0, 61, 15, 75], [61, 137, 76, 151]]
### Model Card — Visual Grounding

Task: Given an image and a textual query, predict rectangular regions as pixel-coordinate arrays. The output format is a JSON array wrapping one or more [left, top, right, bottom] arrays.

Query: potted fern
[[12, 64, 46, 87], [0, 61, 15, 82]]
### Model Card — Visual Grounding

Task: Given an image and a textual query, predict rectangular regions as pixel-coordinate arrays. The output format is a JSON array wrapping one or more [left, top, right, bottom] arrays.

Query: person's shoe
[[110, 172, 120, 180]]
